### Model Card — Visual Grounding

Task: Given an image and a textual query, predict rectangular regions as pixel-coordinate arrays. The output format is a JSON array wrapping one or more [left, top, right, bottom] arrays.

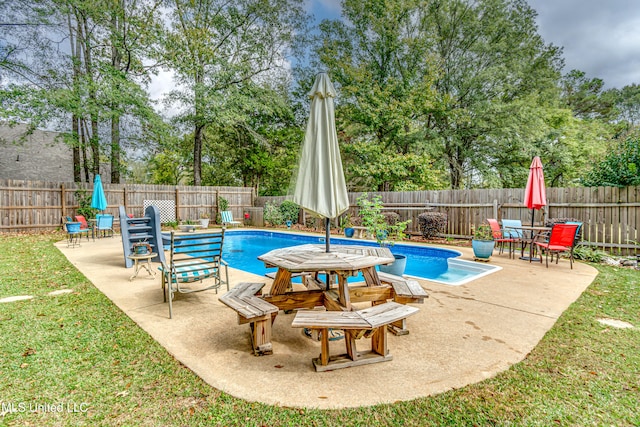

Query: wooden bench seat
[[291, 302, 419, 371], [377, 271, 429, 303], [219, 282, 279, 355], [376, 271, 428, 335]]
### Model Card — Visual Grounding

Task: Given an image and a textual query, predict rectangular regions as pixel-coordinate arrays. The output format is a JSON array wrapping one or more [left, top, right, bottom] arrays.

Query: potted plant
[[340, 214, 355, 238], [357, 193, 411, 275], [472, 222, 495, 261], [199, 211, 210, 228]]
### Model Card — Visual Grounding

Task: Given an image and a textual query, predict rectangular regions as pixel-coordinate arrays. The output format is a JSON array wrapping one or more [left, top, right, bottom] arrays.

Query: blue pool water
[[221, 230, 500, 285]]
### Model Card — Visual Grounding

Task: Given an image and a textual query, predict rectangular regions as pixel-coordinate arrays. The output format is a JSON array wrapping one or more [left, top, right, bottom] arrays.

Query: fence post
[[61, 184, 66, 220], [123, 187, 128, 211], [175, 187, 180, 221], [493, 199, 498, 220]]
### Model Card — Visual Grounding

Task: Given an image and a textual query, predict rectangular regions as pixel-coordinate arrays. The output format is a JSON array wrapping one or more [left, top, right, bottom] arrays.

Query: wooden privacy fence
[[257, 186, 640, 255], [0, 179, 254, 231]]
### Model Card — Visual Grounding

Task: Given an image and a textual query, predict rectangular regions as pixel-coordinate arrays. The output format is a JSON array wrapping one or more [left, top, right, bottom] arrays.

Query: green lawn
[[1, 233, 638, 426]]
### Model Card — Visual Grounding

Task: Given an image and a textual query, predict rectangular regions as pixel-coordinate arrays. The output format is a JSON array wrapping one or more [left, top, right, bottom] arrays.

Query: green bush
[[418, 212, 448, 239], [74, 190, 98, 219], [357, 193, 410, 245], [573, 243, 609, 263], [264, 202, 284, 226], [279, 200, 300, 224]]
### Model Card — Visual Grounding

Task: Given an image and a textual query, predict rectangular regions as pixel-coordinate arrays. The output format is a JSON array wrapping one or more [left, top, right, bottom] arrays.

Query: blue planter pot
[[472, 239, 495, 260], [344, 227, 355, 238], [378, 254, 407, 276]]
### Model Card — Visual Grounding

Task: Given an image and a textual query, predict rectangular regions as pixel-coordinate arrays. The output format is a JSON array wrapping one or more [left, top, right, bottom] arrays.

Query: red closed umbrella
[[524, 156, 547, 212]]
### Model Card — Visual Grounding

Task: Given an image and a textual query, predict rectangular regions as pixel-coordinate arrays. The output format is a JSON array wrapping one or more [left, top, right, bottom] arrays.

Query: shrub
[[356, 193, 410, 245], [573, 243, 609, 263], [74, 190, 98, 219], [382, 212, 400, 226], [418, 212, 448, 239], [279, 200, 300, 224], [263, 202, 284, 226]]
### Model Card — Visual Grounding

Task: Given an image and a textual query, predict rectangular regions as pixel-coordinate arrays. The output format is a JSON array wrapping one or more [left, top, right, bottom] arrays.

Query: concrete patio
[[54, 231, 598, 409]]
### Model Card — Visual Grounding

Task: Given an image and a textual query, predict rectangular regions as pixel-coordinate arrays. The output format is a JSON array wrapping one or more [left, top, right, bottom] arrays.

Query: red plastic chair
[[487, 219, 518, 258], [533, 224, 579, 269]]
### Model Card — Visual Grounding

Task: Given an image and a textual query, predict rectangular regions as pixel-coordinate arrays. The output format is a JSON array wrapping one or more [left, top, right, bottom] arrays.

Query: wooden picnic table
[[258, 244, 396, 311], [257, 244, 422, 371]]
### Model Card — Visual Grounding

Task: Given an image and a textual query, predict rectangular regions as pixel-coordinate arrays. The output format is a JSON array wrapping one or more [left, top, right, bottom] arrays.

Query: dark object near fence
[[418, 212, 448, 239]]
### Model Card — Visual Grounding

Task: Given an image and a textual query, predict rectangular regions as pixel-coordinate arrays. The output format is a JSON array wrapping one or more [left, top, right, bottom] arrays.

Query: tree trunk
[[72, 115, 81, 182], [193, 123, 204, 186], [111, 114, 120, 183]]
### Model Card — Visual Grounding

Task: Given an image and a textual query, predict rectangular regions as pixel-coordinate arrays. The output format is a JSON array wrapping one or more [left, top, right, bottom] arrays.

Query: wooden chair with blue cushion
[[160, 229, 229, 318]]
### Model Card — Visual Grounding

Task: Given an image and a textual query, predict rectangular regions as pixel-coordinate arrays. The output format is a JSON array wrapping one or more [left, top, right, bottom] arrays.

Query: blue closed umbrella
[[91, 174, 108, 212]]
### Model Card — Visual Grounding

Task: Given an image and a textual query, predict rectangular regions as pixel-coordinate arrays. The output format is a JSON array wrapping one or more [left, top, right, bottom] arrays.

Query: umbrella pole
[[325, 217, 331, 290], [325, 218, 330, 253]]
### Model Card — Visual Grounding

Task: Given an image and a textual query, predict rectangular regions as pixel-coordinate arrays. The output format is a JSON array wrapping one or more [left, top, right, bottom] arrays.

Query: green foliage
[[161, 0, 308, 185], [582, 134, 640, 187], [342, 141, 445, 191], [356, 193, 410, 246], [74, 190, 98, 219], [339, 214, 353, 230], [279, 201, 299, 224], [217, 197, 229, 224], [473, 223, 494, 241], [218, 197, 229, 212], [573, 244, 609, 263], [263, 202, 284, 226], [418, 212, 448, 239], [310, 0, 567, 190]]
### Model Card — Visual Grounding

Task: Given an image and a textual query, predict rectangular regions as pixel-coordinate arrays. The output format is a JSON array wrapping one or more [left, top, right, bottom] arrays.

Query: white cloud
[[528, 0, 640, 88]]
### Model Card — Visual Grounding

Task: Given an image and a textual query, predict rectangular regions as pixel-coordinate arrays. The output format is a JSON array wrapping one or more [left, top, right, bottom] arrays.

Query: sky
[[308, 0, 640, 89]]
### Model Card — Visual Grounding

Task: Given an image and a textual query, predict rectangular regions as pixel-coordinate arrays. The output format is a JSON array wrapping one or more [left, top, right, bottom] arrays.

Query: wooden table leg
[[269, 268, 292, 296], [337, 273, 351, 310]]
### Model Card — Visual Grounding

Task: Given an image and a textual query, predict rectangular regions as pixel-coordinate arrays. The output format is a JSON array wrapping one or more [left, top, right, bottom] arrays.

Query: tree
[[560, 70, 617, 121], [582, 132, 640, 187], [161, 0, 309, 186], [308, 0, 442, 191], [311, 0, 563, 190], [1, 0, 166, 183], [421, 0, 563, 189]]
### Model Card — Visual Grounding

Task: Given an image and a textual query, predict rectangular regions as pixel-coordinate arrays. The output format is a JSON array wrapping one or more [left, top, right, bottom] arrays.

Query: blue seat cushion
[[160, 264, 216, 283]]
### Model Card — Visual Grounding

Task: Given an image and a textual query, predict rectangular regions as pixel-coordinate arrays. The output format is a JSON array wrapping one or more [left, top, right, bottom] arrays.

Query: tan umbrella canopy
[[291, 72, 349, 251]]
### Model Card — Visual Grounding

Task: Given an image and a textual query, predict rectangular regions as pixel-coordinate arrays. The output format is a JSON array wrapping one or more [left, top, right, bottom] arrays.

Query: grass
[[1, 233, 639, 426]]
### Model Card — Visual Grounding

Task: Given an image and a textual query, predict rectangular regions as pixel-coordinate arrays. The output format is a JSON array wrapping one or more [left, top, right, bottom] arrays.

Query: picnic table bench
[[377, 271, 429, 335], [291, 301, 419, 371], [219, 282, 279, 355]]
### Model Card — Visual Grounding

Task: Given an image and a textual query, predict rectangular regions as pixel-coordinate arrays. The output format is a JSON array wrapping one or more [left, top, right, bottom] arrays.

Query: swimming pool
[[221, 230, 501, 286]]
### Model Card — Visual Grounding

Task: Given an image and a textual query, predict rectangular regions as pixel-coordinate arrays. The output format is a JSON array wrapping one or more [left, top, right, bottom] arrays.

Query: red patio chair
[[73, 215, 91, 241], [533, 223, 579, 269], [487, 219, 518, 258]]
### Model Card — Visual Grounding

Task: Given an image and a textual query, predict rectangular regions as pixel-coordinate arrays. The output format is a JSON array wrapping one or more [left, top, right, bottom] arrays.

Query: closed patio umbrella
[[91, 174, 108, 212], [522, 156, 547, 260], [524, 156, 547, 226], [291, 72, 349, 252]]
